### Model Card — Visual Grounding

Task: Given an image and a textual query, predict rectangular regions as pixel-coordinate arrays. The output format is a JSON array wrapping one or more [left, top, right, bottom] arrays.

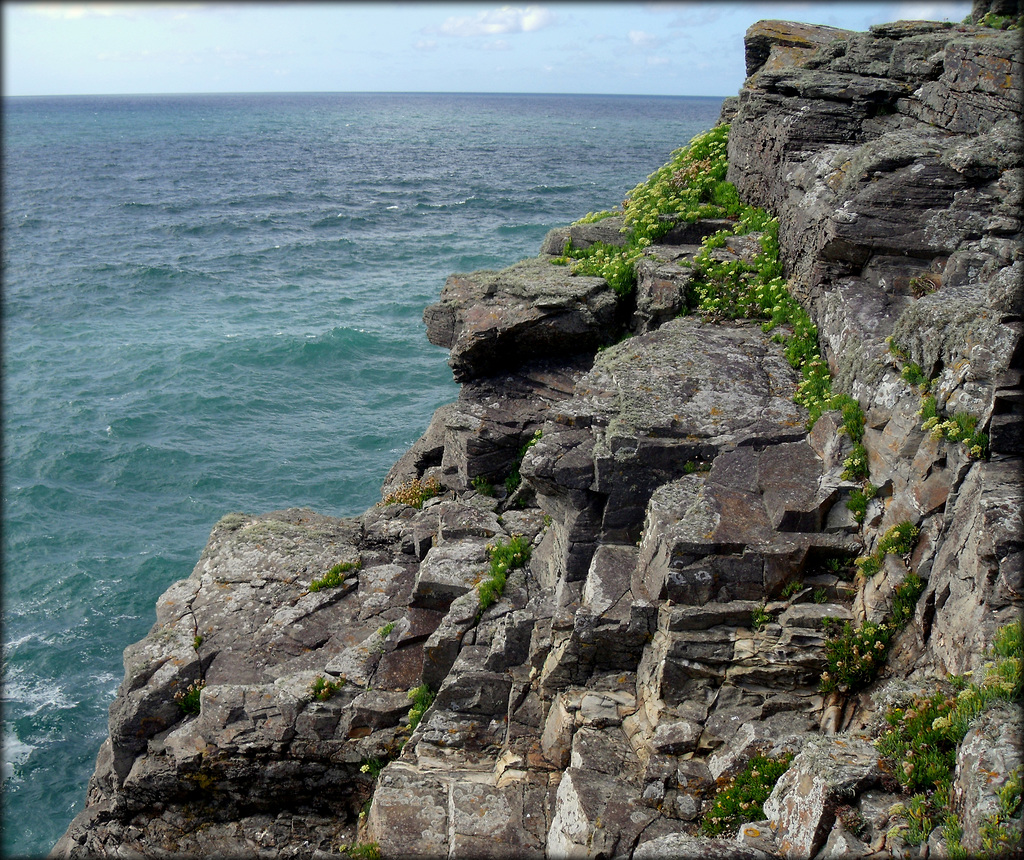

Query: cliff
[[53, 12, 1022, 860]]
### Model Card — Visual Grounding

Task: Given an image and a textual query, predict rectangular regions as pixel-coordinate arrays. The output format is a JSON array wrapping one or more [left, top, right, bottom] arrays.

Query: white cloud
[[629, 29, 662, 48], [890, 2, 971, 21], [484, 39, 512, 51], [415, 39, 439, 51], [647, 56, 670, 66], [27, 2, 203, 20], [436, 5, 556, 37]]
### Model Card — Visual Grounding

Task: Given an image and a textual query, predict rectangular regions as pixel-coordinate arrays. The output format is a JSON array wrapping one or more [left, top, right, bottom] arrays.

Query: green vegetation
[[382, 476, 442, 509], [193, 634, 204, 650], [309, 560, 360, 593], [339, 843, 381, 859], [700, 753, 793, 836], [921, 404, 990, 459], [975, 10, 1022, 29], [478, 534, 532, 613], [886, 340, 990, 461], [855, 521, 919, 578], [407, 683, 436, 732], [900, 362, 929, 388], [562, 123, 745, 298], [751, 604, 773, 630], [877, 621, 1022, 852], [359, 756, 387, 778], [310, 674, 345, 701], [820, 522, 924, 696], [574, 209, 619, 224], [471, 475, 495, 496], [504, 429, 542, 495], [378, 621, 395, 638], [558, 123, 872, 435], [781, 579, 803, 599], [175, 680, 205, 715], [820, 618, 894, 695], [846, 483, 878, 525]]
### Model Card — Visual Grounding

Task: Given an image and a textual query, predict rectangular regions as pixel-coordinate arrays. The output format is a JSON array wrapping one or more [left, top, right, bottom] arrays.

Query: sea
[[1, 91, 722, 857]]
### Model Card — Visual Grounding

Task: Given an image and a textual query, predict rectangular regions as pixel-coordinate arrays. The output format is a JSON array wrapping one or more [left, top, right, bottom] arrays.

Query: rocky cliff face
[[53, 15, 1022, 860]]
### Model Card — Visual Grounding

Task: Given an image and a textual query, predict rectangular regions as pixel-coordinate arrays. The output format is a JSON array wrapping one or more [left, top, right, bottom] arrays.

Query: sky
[[3, 1, 973, 98]]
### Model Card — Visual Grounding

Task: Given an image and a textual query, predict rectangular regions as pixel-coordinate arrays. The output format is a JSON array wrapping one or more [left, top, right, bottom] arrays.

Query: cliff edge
[[53, 12, 1022, 860]]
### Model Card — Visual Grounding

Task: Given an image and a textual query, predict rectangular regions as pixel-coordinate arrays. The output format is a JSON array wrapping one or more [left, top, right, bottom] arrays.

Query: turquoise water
[[1, 91, 722, 857]]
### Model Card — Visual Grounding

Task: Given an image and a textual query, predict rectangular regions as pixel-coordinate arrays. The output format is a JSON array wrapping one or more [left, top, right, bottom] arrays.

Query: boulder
[[423, 257, 621, 381]]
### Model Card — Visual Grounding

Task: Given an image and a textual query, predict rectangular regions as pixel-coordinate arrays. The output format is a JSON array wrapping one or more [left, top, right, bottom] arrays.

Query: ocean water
[[1, 91, 722, 857]]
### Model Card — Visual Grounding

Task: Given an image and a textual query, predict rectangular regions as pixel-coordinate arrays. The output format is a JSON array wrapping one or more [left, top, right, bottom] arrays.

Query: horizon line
[[4, 89, 732, 100]]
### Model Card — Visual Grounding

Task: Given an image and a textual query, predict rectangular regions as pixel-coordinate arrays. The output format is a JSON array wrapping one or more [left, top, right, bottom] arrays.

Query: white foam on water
[[2, 665, 75, 718], [2, 729, 36, 783]]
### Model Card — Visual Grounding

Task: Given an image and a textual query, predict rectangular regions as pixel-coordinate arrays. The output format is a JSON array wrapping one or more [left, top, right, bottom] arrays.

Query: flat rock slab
[[413, 539, 491, 609], [423, 257, 620, 381]]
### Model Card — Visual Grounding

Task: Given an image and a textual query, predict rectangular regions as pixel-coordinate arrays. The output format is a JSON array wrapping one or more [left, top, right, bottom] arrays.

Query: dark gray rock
[[423, 257, 621, 381]]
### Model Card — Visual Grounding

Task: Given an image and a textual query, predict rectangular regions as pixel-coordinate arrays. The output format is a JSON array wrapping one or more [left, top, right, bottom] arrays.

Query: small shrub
[[901, 362, 929, 388], [752, 604, 773, 630], [834, 394, 866, 442], [909, 273, 941, 298], [309, 559, 360, 593], [835, 804, 868, 838], [310, 674, 344, 701], [504, 429, 542, 495], [175, 680, 206, 715], [381, 476, 441, 509], [846, 483, 878, 524], [978, 766, 1022, 856], [407, 683, 435, 732], [359, 756, 386, 778], [573, 209, 620, 224], [856, 521, 919, 579], [478, 534, 532, 613], [877, 522, 919, 556], [471, 475, 495, 497], [378, 621, 395, 638], [875, 621, 1022, 853], [920, 400, 989, 459], [842, 442, 870, 481], [193, 634, 204, 650], [781, 579, 803, 599], [813, 588, 829, 604], [820, 619, 892, 695], [890, 571, 925, 628], [700, 754, 793, 836]]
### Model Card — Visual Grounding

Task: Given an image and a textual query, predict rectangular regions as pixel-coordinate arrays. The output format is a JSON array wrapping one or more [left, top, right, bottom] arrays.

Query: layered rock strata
[[54, 13, 1021, 860]]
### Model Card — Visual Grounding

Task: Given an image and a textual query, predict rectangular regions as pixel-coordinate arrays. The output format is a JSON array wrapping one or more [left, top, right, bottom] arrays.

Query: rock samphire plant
[[308, 559, 360, 593], [878, 620, 1022, 852], [477, 534, 532, 614], [701, 753, 794, 836], [381, 475, 442, 509]]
